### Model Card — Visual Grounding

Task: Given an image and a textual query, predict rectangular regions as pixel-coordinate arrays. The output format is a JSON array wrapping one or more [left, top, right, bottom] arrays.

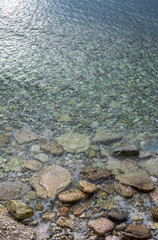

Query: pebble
[[88, 218, 114, 236]]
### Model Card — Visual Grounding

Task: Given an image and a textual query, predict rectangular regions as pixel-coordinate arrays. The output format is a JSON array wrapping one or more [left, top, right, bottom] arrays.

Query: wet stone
[[151, 206, 158, 221], [106, 157, 121, 171], [0, 134, 10, 148], [34, 153, 48, 162], [4, 157, 25, 172], [115, 183, 135, 198], [58, 206, 70, 216], [58, 189, 86, 203], [93, 128, 123, 144], [150, 188, 158, 203], [14, 128, 38, 144], [30, 164, 72, 199], [115, 170, 155, 192], [121, 160, 138, 173], [56, 132, 90, 153], [139, 157, 158, 178], [78, 180, 99, 193], [7, 200, 34, 220], [124, 223, 152, 239], [97, 199, 114, 210], [40, 141, 64, 156], [24, 191, 37, 200], [115, 223, 127, 231], [80, 168, 111, 181], [113, 144, 139, 157], [24, 160, 42, 171], [72, 199, 92, 216], [88, 218, 114, 236], [42, 212, 56, 221], [56, 217, 74, 230], [107, 209, 128, 223]]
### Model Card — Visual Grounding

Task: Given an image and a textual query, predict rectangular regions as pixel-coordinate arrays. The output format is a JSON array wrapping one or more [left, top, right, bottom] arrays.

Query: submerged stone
[[124, 223, 152, 239], [56, 217, 74, 230], [7, 200, 34, 220], [58, 189, 86, 203], [80, 168, 111, 181], [14, 128, 38, 144], [4, 157, 25, 172], [24, 160, 42, 171], [113, 144, 139, 156], [93, 128, 122, 144], [0, 134, 10, 148], [88, 218, 114, 236], [115, 183, 135, 198], [40, 141, 64, 156], [72, 199, 92, 216], [56, 132, 90, 153], [139, 157, 158, 178], [30, 165, 72, 199], [78, 180, 99, 193]]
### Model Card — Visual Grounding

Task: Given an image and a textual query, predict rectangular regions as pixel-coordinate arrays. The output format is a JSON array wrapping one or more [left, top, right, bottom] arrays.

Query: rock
[[97, 199, 114, 210], [0, 204, 8, 215], [72, 200, 92, 216], [35, 222, 50, 240], [40, 142, 64, 156], [4, 157, 25, 172], [124, 223, 152, 239], [30, 165, 72, 199], [80, 168, 111, 181], [88, 218, 114, 236], [0, 214, 36, 240], [107, 209, 128, 223], [7, 200, 34, 220], [0, 181, 31, 201], [105, 236, 120, 240], [24, 160, 42, 171], [102, 184, 114, 194], [14, 128, 38, 144], [93, 128, 122, 144], [106, 157, 121, 171], [58, 189, 86, 203], [116, 223, 127, 231], [78, 180, 99, 193], [115, 170, 155, 192], [58, 206, 69, 216], [150, 189, 158, 203], [121, 160, 138, 173], [151, 206, 158, 220], [42, 212, 56, 221], [56, 132, 90, 153], [0, 134, 10, 148], [115, 183, 135, 198], [59, 114, 72, 122], [24, 191, 37, 200], [56, 217, 74, 230], [113, 144, 139, 157], [34, 153, 48, 162], [139, 157, 158, 178], [35, 203, 44, 211]]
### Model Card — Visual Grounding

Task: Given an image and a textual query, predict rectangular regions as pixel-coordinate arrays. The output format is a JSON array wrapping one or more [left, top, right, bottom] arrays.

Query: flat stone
[[121, 160, 138, 173], [115, 183, 135, 198], [24, 160, 42, 171], [151, 206, 158, 220], [24, 191, 37, 200], [124, 223, 152, 239], [30, 165, 72, 199], [42, 212, 56, 221], [41, 141, 64, 156], [7, 200, 34, 220], [0, 181, 31, 201], [56, 132, 90, 153], [107, 209, 128, 223], [115, 170, 155, 192], [0, 134, 10, 148], [14, 128, 38, 144], [34, 153, 48, 162], [139, 157, 158, 178], [78, 180, 99, 193], [58, 189, 86, 203], [150, 189, 158, 203], [88, 218, 114, 236], [72, 200, 92, 216], [56, 217, 74, 230], [113, 144, 139, 157], [93, 128, 122, 144], [106, 157, 121, 171], [80, 168, 111, 181], [0, 214, 36, 240], [4, 157, 25, 172]]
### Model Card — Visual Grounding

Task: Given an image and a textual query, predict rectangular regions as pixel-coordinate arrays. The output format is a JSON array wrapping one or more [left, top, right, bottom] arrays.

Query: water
[[0, 0, 158, 239]]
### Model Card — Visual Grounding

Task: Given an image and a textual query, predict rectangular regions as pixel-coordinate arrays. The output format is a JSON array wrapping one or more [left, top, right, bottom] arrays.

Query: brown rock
[[41, 141, 64, 156], [80, 168, 111, 181], [30, 165, 72, 199], [0, 214, 36, 240], [42, 212, 56, 221], [102, 184, 114, 194], [115, 170, 155, 192], [72, 199, 92, 216], [124, 223, 152, 239], [58, 189, 86, 203], [56, 217, 74, 230], [121, 160, 138, 173], [151, 206, 158, 221], [150, 189, 158, 203], [116, 223, 127, 231], [58, 206, 69, 216], [14, 128, 38, 144], [24, 160, 42, 171], [113, 144, 139, 157], [88, 218, 114, 236], [107, 209, 128, 223], [115, 184, 135, 198], [78, 180, 99, 193]]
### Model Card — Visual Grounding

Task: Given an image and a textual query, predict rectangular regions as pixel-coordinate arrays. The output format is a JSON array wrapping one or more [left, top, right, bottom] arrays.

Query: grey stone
[[113, 144, 139, 156], [139, 157, 158, 178], [93, 128, 122, 144], [14, 128, 38, 144]]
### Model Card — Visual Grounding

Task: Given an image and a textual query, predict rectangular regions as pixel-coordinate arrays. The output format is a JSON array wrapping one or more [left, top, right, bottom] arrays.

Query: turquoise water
[[0, 0, 158, 141]]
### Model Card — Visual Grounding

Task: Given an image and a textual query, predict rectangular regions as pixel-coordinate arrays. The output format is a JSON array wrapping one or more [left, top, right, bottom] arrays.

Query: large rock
[[78, 180, 99, 193], [56, 132, 90, 153], [124, 223, 152, 239], [107, 209, 128, 223], [139, 157, 158, 178], [88, 218, 114, 236], [40, 141, 64, 156], [30, 165, 72, 199], [115, 170, 155, 192], [93, 128, 122, 144], [14, 128, 38, 144], [80, 168, 111, 181], [7, 200, 34, 220], [0, 134, 10, 148], [0, 181, 31, 201], [0, 214, 36, 240]]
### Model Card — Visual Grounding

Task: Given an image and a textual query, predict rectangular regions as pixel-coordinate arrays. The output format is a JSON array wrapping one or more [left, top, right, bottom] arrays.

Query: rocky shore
[[0, 127, 158, 240]]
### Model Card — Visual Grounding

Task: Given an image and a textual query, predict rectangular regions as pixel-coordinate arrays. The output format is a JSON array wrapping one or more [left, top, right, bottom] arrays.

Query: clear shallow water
[[0, 0, 158, 140]]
